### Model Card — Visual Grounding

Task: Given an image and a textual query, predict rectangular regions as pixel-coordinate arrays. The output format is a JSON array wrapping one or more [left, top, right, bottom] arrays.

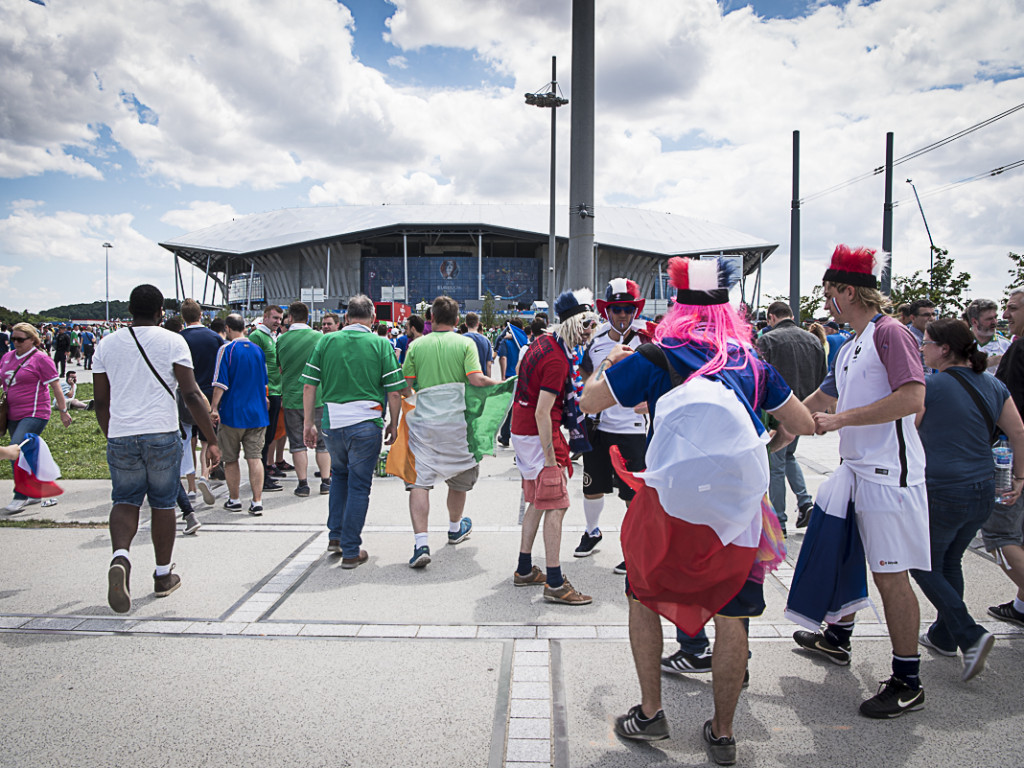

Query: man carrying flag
[[400, 295, 501, 569], [581, 257, 813, 765], [786, 245, 929, 719]]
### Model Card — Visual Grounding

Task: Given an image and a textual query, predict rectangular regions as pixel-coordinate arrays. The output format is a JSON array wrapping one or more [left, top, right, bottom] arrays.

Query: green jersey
[[301, 324, 405, 429], [402, 331, 481, 391], [249, 325, 281, 395], [276, 324, 323, 409]]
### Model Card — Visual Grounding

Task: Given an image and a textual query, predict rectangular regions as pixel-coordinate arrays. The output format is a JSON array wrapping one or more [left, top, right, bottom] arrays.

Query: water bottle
[[993, 436, 1012, 503]]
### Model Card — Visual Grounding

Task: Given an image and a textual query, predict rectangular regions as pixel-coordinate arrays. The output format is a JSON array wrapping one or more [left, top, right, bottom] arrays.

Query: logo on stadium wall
[[439, 259, 460, 280]]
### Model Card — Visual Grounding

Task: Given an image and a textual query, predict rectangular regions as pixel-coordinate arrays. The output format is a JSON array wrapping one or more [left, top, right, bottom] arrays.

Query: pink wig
[[655, 257, 762, 389]]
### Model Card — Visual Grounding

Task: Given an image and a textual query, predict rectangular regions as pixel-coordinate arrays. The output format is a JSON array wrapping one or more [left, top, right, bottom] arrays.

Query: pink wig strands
[[656, 257, 761, 397]]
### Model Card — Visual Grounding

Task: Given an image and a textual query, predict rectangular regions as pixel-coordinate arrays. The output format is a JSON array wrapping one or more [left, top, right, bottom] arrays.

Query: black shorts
[[582, 430, 646, 501], [625, 575, 766, 619]]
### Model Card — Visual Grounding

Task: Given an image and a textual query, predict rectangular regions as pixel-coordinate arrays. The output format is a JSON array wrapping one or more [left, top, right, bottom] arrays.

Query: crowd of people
[[3, 247, 1024, 765]]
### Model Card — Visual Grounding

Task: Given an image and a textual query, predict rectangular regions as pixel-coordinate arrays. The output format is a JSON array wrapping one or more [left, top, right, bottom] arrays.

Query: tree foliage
[[38, 300, 131, 321], [888, 247, 971, 317], [481, 292, 498, 329], [1005, 251, 1024, 298]]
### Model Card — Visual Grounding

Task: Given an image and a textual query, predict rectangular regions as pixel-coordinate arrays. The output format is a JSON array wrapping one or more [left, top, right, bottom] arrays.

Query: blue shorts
[[107, 432, 183, 510], [625, 575, 766, 619]]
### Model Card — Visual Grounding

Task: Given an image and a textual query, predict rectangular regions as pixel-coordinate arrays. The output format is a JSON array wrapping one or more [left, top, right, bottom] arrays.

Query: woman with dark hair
[[913, 318, 1024, 680]]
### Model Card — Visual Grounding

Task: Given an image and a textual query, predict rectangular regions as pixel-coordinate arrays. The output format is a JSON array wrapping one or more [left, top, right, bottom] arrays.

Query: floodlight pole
[[102, 242, 112, 323], [906, 179, 936, 287], [525, 56, 568, 312]]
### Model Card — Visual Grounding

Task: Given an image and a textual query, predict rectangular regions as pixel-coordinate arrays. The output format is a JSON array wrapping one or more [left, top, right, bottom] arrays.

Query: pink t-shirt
[[0, 349, 59, 421]]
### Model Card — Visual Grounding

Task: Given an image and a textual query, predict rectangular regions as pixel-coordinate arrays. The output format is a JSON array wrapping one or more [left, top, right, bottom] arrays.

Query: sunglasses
[[581, 318, 597, 329], [608, 304, 637, 314], [11, 336, 30, 343]]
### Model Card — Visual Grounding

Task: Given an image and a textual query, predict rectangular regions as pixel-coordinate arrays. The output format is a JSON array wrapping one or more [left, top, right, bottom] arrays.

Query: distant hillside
[[37, 300, 131, 322]]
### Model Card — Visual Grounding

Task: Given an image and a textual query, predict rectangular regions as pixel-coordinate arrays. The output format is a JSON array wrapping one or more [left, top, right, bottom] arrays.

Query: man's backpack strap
[[636, 343, 686, 389]]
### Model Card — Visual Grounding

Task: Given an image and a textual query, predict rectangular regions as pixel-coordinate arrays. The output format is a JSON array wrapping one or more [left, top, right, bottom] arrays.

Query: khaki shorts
[[218, 425, 266, 464], [283, 408, 326, 453], [405, 464, 479, 492]]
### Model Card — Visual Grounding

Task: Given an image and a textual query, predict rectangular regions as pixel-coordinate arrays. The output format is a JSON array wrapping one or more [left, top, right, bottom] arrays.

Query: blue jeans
[[911, 480, 994, 652], [8, 416, 50, 500], [323, 421, 382, 558], [107, 432, 183, 509], [768, 436, 811, 526]]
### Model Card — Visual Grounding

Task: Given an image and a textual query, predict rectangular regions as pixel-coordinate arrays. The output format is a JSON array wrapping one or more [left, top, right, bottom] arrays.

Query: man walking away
[[92, 285, 220, 613], [302, 295, 405, 565], [248, 304, 284, 491]]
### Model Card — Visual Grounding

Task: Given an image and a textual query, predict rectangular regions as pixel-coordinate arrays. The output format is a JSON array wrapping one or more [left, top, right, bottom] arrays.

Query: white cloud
[[388, 55, 409, 70], [1, 0, 1023, 309], [161, 201, 240, 233]]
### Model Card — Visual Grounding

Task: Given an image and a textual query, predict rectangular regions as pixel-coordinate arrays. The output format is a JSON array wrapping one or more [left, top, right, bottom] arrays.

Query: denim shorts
[[107, 431, 183, 509], [982, 493, 1024, 550]]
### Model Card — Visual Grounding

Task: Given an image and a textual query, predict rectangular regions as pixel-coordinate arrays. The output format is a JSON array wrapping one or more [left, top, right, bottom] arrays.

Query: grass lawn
[[0, 382, 110, 480]]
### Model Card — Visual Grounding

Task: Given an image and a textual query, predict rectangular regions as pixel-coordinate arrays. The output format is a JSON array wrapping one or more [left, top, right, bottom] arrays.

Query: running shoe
[[573, 530, 602, 557], [987, 601, 1024, 628], [859, 676, 924, 719], [793, 630, 851, 665], [703, 719, 737, 766], [961, 631, 995, 682], [613, 705, 669, 742]]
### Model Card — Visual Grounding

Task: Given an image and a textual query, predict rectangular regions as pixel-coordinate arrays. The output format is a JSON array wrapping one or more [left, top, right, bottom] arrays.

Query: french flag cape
[[13, 433, 63, 499], [784, 464, 871, 630], [612, 354, 786, 636]]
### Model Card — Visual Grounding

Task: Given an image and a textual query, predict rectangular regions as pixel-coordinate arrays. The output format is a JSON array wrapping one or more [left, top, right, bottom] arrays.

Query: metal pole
[[881, 132, 894, 295], [247, 261, 255, 314], [478, 232, 483, 301], [403, 235, 409, 304], [549, 56, 558, 311], [201, 253, 211, 305], [102, 242, 112, 323], [790, 130, 801, 321], [907, 179, 936, 287], [568, 0, 595, 291], [325, 245, 331, 300]]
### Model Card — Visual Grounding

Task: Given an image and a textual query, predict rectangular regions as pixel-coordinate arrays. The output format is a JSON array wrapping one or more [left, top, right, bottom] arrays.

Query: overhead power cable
[[892, 158, 1024, 206], [800, 101, 1024, 204]]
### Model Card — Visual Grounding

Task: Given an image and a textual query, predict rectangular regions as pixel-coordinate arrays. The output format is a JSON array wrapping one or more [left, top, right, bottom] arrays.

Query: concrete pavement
[[2, 396, 1023, 767]]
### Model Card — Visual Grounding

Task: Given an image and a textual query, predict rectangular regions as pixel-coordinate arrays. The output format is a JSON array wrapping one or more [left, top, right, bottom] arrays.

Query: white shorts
[[852, 476, 930, 573]]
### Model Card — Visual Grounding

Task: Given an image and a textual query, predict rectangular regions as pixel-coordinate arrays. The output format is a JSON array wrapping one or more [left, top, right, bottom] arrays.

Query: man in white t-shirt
[[965, 297, 1011, 374], [92, 284, 220, 614], [789, 246, 929, 720]]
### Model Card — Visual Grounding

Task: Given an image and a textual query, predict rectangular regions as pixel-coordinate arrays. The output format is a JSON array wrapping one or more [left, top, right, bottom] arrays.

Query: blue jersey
[[605, 338, 792, 441], [212, 338, 269, 429]]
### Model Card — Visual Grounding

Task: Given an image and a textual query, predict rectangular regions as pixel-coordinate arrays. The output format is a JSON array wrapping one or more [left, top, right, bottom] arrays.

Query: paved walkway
[[1, 378, 1022, 767]]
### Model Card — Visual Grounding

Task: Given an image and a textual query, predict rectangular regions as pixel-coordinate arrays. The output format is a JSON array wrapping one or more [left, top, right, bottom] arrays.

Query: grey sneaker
[[153, 566, 181, 598], [961, 631, 995, 682], [197, 477, 216, 506], [319, 481, 331, 495], [107, 556, 131, 614], [919, 630, 956, 657], [703, 719, 737, 766], [614, 705, 669, 742], [182, 512, 201, 535]]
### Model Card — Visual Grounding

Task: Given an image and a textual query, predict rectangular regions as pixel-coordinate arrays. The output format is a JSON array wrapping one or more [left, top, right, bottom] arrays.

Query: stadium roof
[[160, 204, 776, 274]]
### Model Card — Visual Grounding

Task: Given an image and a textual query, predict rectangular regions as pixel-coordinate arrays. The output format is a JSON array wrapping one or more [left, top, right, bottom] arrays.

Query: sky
[[1, 0, 1022, 314]]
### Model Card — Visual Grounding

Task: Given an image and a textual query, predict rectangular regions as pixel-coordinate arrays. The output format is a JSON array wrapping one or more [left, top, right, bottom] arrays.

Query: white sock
[[583, 497, 604, 535], [154, 563, 171, 577], [415, 532, 429, 548], [449, 519, 462, 533], [229, 498, 240, 505], [112, 549, 130, 563], [1014, 597, 1024, 614]]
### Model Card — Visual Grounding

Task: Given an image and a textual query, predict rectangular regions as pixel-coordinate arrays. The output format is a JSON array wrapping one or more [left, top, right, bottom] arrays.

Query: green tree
[[1005, 251, 1024, 298], [889, 247, 971, 316], [481, 292, 498, 329]]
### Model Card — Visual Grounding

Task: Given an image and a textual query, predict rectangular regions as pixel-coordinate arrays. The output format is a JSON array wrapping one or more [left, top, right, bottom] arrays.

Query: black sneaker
[[223, 499, 243, 511], [275, 460, 294, 472], [795, 502, 814, 529], [613, 705, 669, 742], [248, 502, 263, 516], [573, 530, 602, 557], [266, 465, 286, 478], [703, 719, 737, 766], [107, 556, 131, 614], [262, 479, 283, 492], [661, 649, 712, 674], [294, 483, 310, 498], [987, 601, 1024, 628], [859, 676, 924, 719], [793, 630, 851, 666], [613, 561, 627, 575], [319, 481, 331, 495]]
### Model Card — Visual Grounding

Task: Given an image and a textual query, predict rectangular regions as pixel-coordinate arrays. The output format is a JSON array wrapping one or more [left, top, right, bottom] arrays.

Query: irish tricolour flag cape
[[386, 378, 517, 486]]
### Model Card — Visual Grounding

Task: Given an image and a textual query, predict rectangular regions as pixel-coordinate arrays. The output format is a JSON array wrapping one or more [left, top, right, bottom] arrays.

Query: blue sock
[[517, 552, 533, 577], [825, 621, 854, 646], [546, 566, 563, 588], [892, 654, 921, 690]]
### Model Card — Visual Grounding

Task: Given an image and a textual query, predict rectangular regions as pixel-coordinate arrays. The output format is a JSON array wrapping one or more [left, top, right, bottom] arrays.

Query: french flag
[[612, 375, 783, 636], [14, 434, 63, 499]]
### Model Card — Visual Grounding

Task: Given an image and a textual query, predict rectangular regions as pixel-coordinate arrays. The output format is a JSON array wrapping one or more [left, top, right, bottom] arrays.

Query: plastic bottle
[[993, 436, 1012, 503]]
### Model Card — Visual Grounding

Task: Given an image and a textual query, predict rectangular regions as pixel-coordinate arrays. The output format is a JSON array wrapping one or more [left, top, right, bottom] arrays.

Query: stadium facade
[[159, 204, 777, 311]]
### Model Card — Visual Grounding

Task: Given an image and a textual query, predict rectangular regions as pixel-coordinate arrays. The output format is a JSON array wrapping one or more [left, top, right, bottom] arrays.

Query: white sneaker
[[5, 498, 29, 514]]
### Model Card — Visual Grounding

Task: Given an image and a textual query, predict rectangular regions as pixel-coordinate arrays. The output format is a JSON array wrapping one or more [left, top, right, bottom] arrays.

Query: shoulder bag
[[128, 327, 187, 439]]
